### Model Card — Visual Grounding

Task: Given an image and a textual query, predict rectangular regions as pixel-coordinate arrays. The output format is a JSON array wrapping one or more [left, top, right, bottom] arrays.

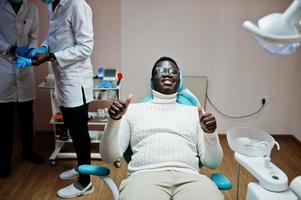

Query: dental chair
[[77, 145, 231, 200], [77, 76, 232, 200]]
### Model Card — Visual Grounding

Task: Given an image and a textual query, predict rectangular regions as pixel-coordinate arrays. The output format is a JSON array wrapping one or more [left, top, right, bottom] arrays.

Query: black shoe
[[23, 152, 45, 165], [0, 160, 11, 179]]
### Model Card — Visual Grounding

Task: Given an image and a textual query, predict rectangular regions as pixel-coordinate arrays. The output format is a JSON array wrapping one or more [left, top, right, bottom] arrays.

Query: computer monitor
[[103, 68, 117, 81]]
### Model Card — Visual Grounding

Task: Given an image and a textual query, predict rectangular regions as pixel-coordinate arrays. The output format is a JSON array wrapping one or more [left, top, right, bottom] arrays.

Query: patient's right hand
[[108, 95, 132, 120]]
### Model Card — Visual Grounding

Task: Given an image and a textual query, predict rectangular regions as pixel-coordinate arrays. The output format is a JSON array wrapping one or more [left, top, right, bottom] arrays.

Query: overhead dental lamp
[[243, 0, 301, 55]]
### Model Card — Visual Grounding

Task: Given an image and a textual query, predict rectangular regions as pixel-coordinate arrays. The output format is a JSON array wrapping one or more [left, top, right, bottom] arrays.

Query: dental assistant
[[30, 0, 94, 198], [0, 0, 44, 179]]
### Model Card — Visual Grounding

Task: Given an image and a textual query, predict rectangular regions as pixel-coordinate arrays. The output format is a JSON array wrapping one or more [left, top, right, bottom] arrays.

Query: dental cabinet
[[38, 73, 121, 167]]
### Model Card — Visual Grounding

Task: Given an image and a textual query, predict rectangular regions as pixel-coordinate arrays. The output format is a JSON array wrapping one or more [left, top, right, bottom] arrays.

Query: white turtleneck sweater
[[100, 90, 223, 175]]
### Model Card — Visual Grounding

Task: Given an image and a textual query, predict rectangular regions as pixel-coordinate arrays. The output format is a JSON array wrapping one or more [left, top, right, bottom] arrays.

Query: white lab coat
[[41, 0, 94, 108], [0, 0, 38, 102]]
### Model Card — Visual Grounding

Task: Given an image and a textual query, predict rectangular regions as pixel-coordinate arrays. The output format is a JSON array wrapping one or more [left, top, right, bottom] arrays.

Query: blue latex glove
[[28, 46, 48, 58], [16, 55, 32, 69], [15, 47, 30, 57]]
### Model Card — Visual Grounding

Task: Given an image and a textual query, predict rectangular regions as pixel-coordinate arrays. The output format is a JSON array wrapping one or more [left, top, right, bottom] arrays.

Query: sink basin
[[226, 127, 275, 157]]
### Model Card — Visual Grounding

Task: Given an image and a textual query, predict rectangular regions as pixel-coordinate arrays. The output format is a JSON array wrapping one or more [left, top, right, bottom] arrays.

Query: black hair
[[151, 56, 179, 77]]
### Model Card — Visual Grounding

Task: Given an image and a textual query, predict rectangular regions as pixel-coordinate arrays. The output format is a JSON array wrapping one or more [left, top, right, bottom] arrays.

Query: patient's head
[[151, 57, 180, 95]]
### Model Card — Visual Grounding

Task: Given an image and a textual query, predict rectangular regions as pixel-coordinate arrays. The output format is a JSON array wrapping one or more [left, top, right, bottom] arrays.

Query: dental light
[[243, 0, 301, 55]]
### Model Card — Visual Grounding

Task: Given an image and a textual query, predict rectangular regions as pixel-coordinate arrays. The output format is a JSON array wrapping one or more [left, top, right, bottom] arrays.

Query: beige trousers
[[120, 170, 224, 200]]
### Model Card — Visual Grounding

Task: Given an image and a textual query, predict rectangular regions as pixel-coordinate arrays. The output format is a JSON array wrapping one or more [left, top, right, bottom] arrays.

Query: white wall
[[121, 0, 301, 137], [293, 60, 301, 141], [88, 0, 121, 71]]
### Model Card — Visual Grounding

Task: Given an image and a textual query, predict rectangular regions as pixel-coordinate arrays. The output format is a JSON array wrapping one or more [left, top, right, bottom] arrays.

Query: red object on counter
[[117, 72, 123, 85]]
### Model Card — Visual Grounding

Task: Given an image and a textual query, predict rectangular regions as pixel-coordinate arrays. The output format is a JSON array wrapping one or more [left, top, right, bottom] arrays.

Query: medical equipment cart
[[38, 77, 121, 167]]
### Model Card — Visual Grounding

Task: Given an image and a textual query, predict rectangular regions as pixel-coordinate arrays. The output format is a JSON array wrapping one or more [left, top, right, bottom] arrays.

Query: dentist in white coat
[[0, 0, 44, 179], [30, 0, 94, 198]]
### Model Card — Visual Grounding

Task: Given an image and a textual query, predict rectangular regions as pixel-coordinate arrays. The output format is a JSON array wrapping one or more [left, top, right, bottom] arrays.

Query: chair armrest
[[210, 173, 232, 190], [77, 165, 119, 200], [76, 165, 110, 176]]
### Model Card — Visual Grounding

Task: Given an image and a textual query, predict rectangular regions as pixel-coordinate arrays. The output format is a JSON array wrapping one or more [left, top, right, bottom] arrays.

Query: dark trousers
[[60, 102, 91, 185], [0, 101, 34, 162]]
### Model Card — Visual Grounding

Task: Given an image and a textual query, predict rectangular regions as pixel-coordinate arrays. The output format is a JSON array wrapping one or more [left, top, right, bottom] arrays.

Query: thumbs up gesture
[[108, 95, 133, 120], [198, 106, 217, 133]]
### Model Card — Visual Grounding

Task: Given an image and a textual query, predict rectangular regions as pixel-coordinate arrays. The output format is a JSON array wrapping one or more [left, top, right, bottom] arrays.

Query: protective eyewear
[[154, 67, 179, 76]]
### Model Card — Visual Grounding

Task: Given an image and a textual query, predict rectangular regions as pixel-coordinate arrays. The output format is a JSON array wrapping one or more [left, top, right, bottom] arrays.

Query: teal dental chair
[[77, 77, 231, 199]]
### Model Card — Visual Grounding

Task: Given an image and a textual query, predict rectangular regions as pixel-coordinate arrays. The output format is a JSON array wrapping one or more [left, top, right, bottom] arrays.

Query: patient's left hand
[[198, 106, 216, 133]]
